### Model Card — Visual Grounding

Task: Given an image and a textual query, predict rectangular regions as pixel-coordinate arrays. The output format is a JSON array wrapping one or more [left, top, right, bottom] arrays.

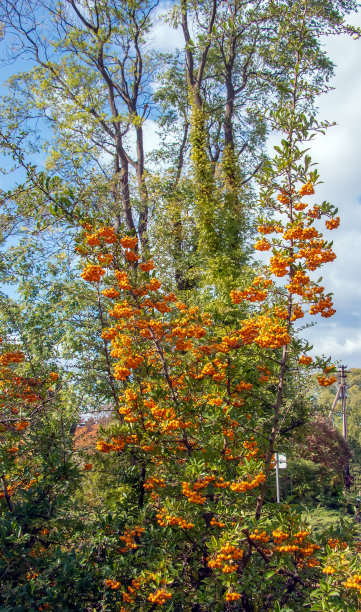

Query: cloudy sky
[[1, 3, 361, 367]]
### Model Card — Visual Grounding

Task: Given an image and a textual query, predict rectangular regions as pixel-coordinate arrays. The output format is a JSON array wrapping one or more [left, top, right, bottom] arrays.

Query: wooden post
[[328, 384, 341, 420]]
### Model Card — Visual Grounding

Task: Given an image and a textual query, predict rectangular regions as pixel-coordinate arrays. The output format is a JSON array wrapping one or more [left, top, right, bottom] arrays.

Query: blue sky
[[1, 4, 361, 366]]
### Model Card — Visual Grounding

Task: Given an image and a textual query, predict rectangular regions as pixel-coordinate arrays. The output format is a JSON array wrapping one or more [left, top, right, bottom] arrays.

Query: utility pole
[[329, 365, 352, 490]]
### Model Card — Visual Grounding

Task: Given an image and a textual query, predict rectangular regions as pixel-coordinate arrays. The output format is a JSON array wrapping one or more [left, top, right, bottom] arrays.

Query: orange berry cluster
[[253, 237, 271, 251], [102, 287, 120, 299], [297, 242, 336, 272], [210, 517, 226, 528], [125, 249, 140, 262], [257, 364, 271, 376], [156, 509, 194, 529], [207, 396, 223, 406], [235, 380, 253, 392], [272, 529, 290, 543], [0, 351, 25, 364], [243, 438, 260, 460], [96, 435, 138, 453], [299, 181, 314, 196], [254, 316, 290, 349], [283, 225, 319, 242], [306, 204, 320, 217], [96, 440, 113, 452], [322, 566, 336, 574], [294, 201, 308, 211], [86, 233, 101, 246], [271, 529, 320, 565], [276, 544, 300, 553], [144, 476, 166, 490], [213, 477, 231, 489], [98, 227, 118, 243], [118, 526, 145, 552], [6, 446, 19, 454], [81, 264, 105, 282], [230, 179, 339, 346], [277, 192, 290, 204], [293, 530, 310, 543], [257, 224, 283, 234], [105, 579, 121, 590], [298, 355, 312, 365], [208, 543, 244, 573], [98, 253, 114, 266], [317, 375, 337, 387], [139, 259, 155, 272], [327, 538, 347, 550], [325, 216, 340, 230], [225, 592, 241, 601], [268, 255, 292, 277], [26, 572, 39, 580], [114, 270, 133, 290], [309, 295, 336, 318], [343, 574, 361, 591], [249, 529, 270, 543], [229, 471, 266, 493], [180, 469, 265, 503], [230, 286, 268, 303], [181, 481, 206, 505], [119, 236, 138, 249], [85, 226, 118, 245], [14, 420, 30, 432], [306, 557, 320, 568], [285, 270, 309, 295], [119, 576, 143, 607], [148, 589, 172, 604]]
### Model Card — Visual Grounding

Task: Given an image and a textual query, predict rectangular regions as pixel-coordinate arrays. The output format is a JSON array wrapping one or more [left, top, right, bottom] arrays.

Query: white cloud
[[147, 2, 184, 51], [147, 19, 184, 51], [304, 326, 361, 367], [142, 119, 160, 154]]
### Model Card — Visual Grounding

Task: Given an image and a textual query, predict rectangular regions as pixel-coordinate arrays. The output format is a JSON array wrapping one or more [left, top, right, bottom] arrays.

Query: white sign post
[[275, 453, 287, 503]]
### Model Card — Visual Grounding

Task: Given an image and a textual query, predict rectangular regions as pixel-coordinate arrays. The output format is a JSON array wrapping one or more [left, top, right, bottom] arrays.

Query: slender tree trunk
[[136, 125, 149, 250], [115, 135, 136, 235]]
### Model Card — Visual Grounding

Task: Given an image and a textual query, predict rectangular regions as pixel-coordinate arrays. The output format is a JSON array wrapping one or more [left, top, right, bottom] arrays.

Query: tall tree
[[1, 0, 161, 246]]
